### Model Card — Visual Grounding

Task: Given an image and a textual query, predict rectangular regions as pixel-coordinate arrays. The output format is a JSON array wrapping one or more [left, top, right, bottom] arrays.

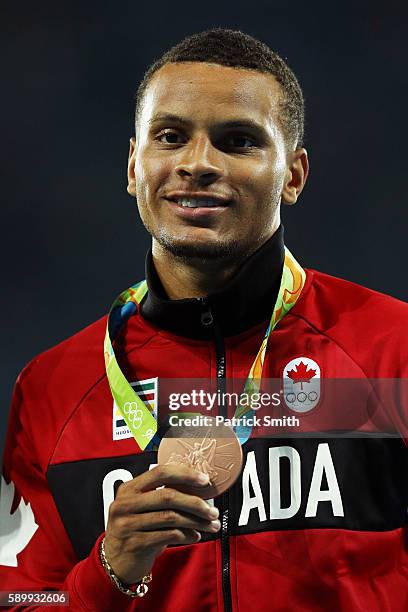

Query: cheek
[[258, 158, 286, 195], [239, 165, 283, 201], [235, 153, 284, 187], [135, 152, 171, 200]]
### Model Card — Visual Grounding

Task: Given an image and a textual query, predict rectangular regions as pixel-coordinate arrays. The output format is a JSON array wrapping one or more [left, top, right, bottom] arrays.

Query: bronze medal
[[157, 416, 243, 499]]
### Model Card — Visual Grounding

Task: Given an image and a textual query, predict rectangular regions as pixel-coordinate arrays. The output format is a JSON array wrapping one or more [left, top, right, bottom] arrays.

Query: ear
[[281, 148, 309, 205], [127, 137, 137, 196]]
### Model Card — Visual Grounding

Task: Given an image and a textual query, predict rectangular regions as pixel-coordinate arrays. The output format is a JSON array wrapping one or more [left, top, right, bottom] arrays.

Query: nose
[[174, 134, 224, 185]]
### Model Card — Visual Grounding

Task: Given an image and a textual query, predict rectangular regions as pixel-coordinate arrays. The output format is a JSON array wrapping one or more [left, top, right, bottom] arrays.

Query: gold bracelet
[[99, 537, 152, 598]]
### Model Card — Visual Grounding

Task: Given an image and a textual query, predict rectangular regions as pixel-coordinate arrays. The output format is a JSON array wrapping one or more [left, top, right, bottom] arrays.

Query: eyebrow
[[148, 113, 268, 135], [148, 113, 191, 126]]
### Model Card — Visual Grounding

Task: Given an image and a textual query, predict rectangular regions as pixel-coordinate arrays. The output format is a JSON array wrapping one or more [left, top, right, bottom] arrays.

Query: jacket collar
[[140, 225, 285, 339]]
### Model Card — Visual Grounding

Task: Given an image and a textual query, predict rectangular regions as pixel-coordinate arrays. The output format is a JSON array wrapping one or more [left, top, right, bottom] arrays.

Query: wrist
[[99, 536, 152, 598]]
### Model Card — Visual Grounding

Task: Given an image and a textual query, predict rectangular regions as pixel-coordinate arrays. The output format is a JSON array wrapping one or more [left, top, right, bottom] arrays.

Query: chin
[[155, 230, 250, 263]]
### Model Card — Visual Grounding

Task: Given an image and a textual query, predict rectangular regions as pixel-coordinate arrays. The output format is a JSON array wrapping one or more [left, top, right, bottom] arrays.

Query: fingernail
[[209, 507, 219, 519], [210, 520, 221, 531], [197, 472, 209, 484]]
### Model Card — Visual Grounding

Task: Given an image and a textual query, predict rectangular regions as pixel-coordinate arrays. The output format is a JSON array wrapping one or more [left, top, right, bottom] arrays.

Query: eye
[[156, 130, 185, 144], [223, 134, 256, 149]]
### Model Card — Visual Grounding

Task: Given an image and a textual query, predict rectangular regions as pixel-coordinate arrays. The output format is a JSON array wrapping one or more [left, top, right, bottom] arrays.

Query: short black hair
[[135, 28, 305, 149]]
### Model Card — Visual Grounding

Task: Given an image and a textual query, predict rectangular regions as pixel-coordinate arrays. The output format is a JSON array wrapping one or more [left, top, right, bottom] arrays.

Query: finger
[[133, 510, 221, 533], [117, 487, 219, 521], [148, 528, 202, 548], [132, 464, 210, 493]]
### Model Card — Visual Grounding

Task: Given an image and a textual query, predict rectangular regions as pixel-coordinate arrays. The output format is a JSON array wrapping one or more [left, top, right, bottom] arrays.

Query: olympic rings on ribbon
[[123, 401, 143, 429]]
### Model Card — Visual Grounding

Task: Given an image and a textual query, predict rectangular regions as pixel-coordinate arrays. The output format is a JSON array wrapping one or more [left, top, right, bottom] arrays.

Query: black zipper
[[199, 298, 232, 612]]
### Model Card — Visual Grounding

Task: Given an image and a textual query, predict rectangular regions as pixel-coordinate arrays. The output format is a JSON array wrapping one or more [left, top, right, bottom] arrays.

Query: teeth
[[177, 197, 219, 208]]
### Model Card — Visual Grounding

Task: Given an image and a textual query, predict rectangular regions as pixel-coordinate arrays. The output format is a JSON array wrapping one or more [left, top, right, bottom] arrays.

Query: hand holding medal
[[103, 463, 221, 588]]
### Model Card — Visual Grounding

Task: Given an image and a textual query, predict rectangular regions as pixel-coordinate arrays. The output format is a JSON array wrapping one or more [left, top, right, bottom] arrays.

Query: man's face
[[128, 62, 307, 262]]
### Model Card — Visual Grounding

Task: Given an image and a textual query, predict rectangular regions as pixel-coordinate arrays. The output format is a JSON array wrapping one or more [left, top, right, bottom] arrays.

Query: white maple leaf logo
[[0, 475, 39, 567]]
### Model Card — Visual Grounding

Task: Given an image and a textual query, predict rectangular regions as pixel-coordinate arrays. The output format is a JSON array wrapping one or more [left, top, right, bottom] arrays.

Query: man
[[1, 28, 407, 612]]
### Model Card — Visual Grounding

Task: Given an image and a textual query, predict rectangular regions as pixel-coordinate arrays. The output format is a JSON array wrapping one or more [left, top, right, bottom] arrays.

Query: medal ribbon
[[104, 247, 305, 450]]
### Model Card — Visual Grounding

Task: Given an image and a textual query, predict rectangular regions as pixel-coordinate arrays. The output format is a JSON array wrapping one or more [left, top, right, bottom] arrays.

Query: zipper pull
[[200, 298, 214, 326]]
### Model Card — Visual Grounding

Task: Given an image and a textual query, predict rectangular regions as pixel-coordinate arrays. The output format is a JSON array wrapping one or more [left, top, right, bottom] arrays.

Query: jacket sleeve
[[0, 369, 139, 611]]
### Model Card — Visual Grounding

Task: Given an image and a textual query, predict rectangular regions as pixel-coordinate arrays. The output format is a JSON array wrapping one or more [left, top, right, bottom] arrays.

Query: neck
[[141, 226, 285, 338], [151, 242, 243, 299]]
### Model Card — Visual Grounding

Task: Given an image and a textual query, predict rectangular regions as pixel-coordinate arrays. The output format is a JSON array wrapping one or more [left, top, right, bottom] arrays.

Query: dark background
[[1, 2, 407, 460]]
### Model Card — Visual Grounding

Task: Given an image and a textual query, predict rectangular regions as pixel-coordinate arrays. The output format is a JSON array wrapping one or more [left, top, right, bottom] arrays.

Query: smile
[[165, 192, 233, 210], [176, 197, 225, 208], [165, 198, 229, 220]]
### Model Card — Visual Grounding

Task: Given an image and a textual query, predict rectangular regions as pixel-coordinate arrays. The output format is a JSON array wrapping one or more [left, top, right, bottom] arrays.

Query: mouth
[[174, 197, 228, 208], [164, 197, 230, 222], [165, 192, 233, 209]]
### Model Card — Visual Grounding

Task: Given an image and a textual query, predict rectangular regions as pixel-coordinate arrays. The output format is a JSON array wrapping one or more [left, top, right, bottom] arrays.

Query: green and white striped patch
[[112, 377, 158, 441]]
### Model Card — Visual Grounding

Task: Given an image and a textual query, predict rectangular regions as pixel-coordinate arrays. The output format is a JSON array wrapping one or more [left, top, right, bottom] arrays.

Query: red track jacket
[[1, 228, 407, 611]]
